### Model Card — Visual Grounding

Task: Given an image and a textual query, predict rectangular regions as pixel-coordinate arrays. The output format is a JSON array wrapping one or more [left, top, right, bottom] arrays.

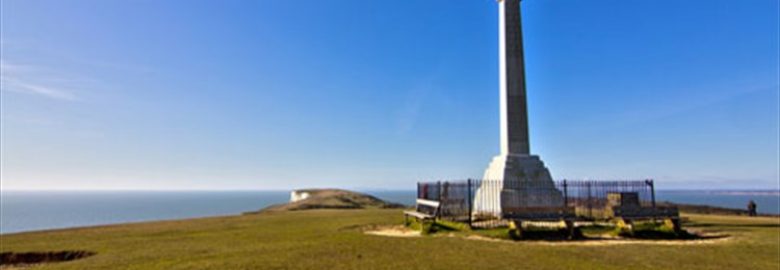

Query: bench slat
[[404, 210, 433, 219], [416, 199, 440, 207]]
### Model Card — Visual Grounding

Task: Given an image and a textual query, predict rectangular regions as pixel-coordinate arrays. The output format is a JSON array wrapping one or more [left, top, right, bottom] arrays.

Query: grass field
[[1, 210, 778, 269]]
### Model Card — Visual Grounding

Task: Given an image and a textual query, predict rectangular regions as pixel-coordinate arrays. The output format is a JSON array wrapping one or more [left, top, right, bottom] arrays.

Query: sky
[[1, 0, 778, 190]]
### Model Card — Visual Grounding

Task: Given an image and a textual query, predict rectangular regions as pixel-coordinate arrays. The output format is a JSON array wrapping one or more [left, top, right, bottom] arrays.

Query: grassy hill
[[1, 210, 778, 269], [253, 189, 404, 212]]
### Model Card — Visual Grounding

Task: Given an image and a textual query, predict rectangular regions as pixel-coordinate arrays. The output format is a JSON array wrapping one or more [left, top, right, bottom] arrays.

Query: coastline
[[2, 189, 778, 234]]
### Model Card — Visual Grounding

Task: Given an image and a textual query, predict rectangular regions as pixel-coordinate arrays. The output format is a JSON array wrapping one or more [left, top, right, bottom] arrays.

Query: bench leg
[[672, 218, 682, 234], [663, 218, 682, 234], [508, 220, 523, 240], [564, 220, 576, 240], [615, 218, 634, 236]]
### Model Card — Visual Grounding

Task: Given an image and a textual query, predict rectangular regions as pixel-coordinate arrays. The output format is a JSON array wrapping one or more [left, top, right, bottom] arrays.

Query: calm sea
[[1, 190, 777, 234]]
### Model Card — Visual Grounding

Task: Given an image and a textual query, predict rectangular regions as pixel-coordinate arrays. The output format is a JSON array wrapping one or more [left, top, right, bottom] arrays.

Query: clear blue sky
[[1, 0, 778, 190]]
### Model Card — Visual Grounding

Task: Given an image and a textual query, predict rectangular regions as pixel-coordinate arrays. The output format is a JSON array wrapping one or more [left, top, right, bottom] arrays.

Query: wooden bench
[[503, 206, 578, 239], [612, 206, 679, 219], [403, 199, 441, 225], [612, 206, 682, 234]]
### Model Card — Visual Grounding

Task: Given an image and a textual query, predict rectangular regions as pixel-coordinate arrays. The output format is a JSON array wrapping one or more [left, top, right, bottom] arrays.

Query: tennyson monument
[[474, 0, 563, 216]]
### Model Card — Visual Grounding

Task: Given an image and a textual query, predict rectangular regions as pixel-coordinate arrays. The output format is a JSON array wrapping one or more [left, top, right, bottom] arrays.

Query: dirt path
[[463, 234, 731, 246], [364, 226, 730, 246], [364, 226, 421, 237]]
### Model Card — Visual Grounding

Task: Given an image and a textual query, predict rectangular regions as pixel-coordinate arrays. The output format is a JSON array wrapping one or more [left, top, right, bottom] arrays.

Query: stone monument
[[474, 0, 563, 216]]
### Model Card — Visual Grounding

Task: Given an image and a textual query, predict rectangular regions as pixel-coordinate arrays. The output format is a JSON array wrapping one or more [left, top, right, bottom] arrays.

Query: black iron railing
[[416, 179, 659, 227]]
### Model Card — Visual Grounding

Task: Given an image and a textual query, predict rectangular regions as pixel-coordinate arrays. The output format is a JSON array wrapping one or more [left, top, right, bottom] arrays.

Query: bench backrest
[[416, 199, 440, 208], [416, 199, 441, 217]]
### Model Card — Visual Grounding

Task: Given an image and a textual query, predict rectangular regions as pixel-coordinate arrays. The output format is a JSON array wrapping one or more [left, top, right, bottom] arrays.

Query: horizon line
[[1, 188, 778, 192]]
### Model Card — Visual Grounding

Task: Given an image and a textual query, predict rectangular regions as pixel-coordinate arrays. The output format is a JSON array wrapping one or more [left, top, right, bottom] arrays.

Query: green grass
[[579, 224, 615, 236], [1, 210, 778, 269], [473, 227, 516, 240]]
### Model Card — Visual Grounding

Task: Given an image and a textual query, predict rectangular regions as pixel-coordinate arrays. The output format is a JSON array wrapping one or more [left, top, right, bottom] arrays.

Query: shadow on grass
[[0, 251, 95, 266], [684, 223, 780, 229], [396, 219, 731, 242], [472, 224, 728, 242], [622, 229, 720, 240]]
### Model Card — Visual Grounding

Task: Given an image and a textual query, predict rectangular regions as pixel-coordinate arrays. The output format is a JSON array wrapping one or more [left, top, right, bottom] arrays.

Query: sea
[[1, 190, 777, 234]]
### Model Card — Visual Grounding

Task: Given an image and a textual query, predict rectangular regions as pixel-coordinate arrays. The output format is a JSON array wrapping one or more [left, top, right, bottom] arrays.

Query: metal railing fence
[[416, 179, 657, 227]]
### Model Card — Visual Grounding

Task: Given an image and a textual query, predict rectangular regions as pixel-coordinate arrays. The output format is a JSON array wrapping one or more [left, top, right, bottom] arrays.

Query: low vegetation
[[660, 201, 775, 217], [1, 251, 95, 267], [0, 210, 778, 269]]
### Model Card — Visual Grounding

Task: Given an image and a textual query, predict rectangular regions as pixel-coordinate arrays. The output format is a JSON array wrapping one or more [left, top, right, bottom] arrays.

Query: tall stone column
[[499, 0, 530, 156], [473, 0, 563, 217]]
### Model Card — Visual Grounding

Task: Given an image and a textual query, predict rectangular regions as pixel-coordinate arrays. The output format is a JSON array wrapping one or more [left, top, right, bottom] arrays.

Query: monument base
[[474, 154, 564, 216]]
